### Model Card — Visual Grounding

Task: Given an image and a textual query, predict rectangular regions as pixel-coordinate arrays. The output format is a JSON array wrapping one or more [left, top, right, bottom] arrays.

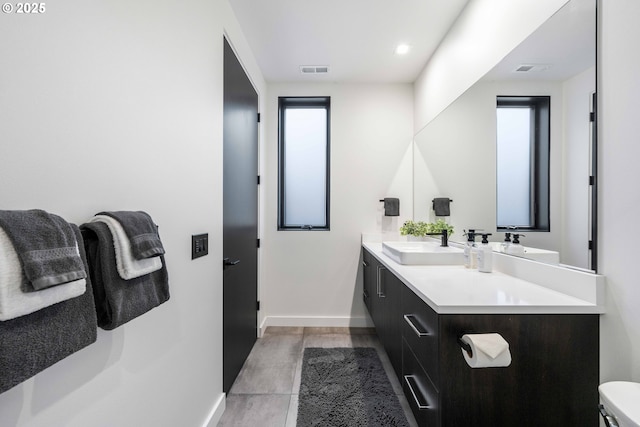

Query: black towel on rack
[[383, 198, 400, 216], [81, 221, 169, 330], [0, 225, 97, 394], [432, 198, 451, 216]]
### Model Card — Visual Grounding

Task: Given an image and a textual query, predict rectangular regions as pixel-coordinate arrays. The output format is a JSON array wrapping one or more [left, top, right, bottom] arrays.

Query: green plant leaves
[[399, 219, 454, 237]]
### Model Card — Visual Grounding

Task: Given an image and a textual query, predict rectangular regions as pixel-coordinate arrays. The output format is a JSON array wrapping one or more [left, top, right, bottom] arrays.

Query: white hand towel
[[90, 215, 162, 280], [461, 333, 512, 368], [0, 227, 86, 321]]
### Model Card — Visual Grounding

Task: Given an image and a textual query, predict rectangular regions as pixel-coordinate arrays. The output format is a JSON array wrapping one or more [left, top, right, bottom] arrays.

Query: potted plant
[[400, 219, 454, 240], [400, 220, 427, 239]]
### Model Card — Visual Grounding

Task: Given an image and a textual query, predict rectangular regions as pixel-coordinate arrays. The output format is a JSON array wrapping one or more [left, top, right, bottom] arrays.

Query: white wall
[[414, 80, 564, 253], [261, 83, 413, 329], [598, 0, 640, 382], [413, 0, 568, 133], [0, 0, 265, 426]]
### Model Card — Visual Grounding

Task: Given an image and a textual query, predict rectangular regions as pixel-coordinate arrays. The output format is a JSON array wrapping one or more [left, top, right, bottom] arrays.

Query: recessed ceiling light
[[394, 44, 411, 55]]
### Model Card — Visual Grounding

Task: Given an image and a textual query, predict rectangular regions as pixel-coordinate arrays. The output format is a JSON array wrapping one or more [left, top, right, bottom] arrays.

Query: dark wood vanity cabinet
[[402, 284, 600, 427], [363, 248, 600, 427]]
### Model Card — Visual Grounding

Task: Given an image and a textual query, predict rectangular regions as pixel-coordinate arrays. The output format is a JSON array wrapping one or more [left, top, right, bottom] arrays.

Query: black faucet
[[425, 230, 448, 247]]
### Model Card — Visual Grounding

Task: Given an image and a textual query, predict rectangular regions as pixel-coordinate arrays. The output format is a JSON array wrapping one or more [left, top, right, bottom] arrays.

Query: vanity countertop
[[363, 242, 604, 315]]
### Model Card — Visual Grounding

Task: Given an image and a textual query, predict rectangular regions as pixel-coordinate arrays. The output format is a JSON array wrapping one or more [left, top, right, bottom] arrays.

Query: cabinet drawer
[[402, 338, 440, 427], [402, 285, 439, 386]]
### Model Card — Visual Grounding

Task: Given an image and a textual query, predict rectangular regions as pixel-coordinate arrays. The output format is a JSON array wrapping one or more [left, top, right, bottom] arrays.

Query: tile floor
[[217, 326, 418, 427]]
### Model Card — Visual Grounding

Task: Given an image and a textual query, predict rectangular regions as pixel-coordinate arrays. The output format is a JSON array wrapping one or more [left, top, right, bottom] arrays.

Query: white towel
[[90, 215, 162, 280], [0, 227, 86, 321]]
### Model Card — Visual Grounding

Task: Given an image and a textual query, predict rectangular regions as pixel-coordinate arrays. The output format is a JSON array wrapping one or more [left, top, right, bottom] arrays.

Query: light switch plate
[[192, 233, 208, 259]]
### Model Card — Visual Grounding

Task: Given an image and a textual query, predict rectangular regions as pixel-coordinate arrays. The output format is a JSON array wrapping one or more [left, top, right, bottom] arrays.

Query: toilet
[[599, 382, 640, 427]]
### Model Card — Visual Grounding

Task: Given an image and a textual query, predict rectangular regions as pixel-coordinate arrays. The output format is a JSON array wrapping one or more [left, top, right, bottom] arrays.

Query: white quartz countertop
[[363, 242, 604, 315]]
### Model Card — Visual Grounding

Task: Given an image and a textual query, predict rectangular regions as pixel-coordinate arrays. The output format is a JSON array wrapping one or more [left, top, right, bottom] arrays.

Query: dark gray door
[[223, 38, 258, 393]]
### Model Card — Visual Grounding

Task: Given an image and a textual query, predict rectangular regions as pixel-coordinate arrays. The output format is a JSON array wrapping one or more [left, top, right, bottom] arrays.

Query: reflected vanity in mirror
[[413, 0, 596, 271]]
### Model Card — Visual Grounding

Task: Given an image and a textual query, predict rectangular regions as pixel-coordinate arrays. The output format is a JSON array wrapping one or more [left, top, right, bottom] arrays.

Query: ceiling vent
[[514, 64, 552, 73], [300, 65, 330, 74]]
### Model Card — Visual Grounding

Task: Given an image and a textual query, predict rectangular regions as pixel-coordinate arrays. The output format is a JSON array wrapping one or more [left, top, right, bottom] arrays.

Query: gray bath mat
[[297, 347, 409, 427]]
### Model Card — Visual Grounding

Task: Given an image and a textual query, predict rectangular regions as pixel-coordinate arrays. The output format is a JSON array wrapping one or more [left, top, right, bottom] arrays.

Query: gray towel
[[383, 198, 400, 216], [0, 226, 86, 321], [97, 211, 165, 260], [0, 209, 87, 291], [80, 221, 169, 330], [432, 198, 451, 216], [0, 224, 97, 394]]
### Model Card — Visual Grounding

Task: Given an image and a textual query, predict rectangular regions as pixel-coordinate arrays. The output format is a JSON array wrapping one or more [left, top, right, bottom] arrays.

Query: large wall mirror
[[413, 0, 596, 271]]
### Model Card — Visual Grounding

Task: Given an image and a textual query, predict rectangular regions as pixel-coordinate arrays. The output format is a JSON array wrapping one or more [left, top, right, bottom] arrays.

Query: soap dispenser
[[506, 233, 525, 256], [477, 233, 493, 273], [501, 233, 512, 253], [463, 230, 477, 269]]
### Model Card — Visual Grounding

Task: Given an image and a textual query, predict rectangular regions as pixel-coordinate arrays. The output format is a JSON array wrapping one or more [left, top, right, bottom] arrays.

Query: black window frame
[[277, 96, 331, 231], [496, 95, 550, 232]]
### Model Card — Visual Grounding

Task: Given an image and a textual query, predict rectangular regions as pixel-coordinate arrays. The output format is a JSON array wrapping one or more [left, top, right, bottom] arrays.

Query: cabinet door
[[370, 261, 386, 335], [439, 314, 599, 427], [382, 269, 403, 381], [362, 249, 374, 315], [362, 249, 383, 327], [362, 249, 402, 382]]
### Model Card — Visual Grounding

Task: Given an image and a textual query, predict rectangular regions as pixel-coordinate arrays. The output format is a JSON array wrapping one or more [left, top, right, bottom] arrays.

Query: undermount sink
[[382, 241, 464, 265]]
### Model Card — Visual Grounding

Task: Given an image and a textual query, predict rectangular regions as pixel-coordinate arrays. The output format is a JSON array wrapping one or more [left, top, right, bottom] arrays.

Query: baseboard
[[260, 315, 374, 335], [202, 392, 226, 427]]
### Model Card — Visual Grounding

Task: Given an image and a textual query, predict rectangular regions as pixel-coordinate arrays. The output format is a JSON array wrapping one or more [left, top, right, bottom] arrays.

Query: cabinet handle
[[376, 265, 386, 298], [404, 375, 430, 410], [403, 314, 430, 337], [599, 405, 619, 427], [363, 289, 369, 299], [362, 260, 369, 267]]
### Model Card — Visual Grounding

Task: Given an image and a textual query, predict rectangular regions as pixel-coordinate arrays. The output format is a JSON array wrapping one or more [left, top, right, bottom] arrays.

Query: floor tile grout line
[[285, 390, 300, 427], [286, 332, 305, 427]]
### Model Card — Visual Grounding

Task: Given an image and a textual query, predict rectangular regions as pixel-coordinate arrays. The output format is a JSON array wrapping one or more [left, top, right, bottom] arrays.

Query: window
[[278, 97, 330, 230], [496, 96, 550, 231]]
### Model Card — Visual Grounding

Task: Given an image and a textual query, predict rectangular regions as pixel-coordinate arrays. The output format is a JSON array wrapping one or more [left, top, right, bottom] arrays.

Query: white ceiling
[[227, 0, 470, 83], [482, 0, 595, 82]]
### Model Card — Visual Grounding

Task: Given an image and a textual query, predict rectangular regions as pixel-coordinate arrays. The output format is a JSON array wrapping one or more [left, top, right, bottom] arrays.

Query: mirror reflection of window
[[496, 96, 550, 231], [496, 105, 532, 226]]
